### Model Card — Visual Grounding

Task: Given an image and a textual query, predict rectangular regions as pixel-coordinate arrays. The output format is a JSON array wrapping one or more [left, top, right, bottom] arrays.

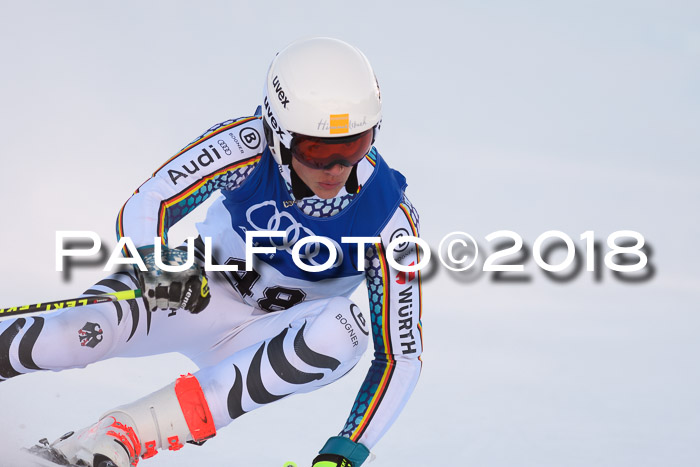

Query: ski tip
[[18, 444, 73, 466]]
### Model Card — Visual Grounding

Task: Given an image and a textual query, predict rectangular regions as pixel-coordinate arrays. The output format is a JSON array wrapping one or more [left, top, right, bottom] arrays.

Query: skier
[[1, 37, 423, 467]]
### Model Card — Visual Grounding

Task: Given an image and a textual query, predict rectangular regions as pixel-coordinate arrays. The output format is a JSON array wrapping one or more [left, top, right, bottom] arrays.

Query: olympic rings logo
[[245, 200, 343, 268]]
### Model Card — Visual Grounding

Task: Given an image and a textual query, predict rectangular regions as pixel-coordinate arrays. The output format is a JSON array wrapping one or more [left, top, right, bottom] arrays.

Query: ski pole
[[0, 289, 142, 319]]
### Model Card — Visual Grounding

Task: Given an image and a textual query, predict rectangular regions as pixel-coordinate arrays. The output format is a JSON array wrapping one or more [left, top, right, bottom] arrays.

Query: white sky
[[0, 1, 699, 466]]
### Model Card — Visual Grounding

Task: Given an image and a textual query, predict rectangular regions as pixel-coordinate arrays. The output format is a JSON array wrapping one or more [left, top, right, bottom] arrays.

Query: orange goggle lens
[[291, 129, 374, 169]]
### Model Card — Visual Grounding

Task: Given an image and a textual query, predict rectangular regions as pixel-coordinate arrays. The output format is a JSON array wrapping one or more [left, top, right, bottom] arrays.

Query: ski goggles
[[290, 128, 375, 170]]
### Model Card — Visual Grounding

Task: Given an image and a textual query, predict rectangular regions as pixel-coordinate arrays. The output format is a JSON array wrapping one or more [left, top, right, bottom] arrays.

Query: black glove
[[137, 245, 210, 313], [312, 454, 353, 467]]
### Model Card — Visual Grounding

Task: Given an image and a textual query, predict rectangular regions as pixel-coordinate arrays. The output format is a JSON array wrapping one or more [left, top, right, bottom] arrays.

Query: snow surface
[[1, 1, 699, 466]]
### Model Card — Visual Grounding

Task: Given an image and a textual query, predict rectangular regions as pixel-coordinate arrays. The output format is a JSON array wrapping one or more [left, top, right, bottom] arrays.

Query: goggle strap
[[280, 144, 293, 165]]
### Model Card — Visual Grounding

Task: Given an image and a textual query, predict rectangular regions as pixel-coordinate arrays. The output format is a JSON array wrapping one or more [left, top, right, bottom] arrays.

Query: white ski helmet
[[262, 37, 382, 167]]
